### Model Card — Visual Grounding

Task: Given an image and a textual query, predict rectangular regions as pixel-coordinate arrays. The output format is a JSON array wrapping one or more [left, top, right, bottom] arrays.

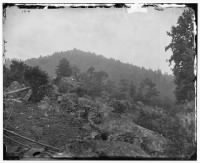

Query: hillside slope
[[25, 48, 175, 101]]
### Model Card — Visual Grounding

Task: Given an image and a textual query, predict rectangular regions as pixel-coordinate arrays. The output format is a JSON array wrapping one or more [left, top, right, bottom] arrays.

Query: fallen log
[[4, 87, 31, 96], [4, 128, 61, 152], [5, 98, 22, 103]]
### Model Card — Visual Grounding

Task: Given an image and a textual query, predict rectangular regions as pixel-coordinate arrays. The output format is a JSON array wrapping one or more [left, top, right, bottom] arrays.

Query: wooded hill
[[25, 49, 175, 102]]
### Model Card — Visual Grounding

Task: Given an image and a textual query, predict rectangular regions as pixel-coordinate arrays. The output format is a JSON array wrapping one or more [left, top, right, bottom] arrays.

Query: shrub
[[24, 66, 49, 102], [109, 100, 129, 114], [58, 80, 70, 93]]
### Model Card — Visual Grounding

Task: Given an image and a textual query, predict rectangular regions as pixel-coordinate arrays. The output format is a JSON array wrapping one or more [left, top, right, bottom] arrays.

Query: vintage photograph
[[3, 3, 197, 160]]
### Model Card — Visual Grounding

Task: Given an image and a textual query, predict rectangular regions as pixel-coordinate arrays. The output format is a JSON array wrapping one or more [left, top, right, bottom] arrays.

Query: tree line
[[55, 58, 162, 106]]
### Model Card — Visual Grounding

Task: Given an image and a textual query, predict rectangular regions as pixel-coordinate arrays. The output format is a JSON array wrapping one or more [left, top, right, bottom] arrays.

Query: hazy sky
[[4, 6, 184, 74]]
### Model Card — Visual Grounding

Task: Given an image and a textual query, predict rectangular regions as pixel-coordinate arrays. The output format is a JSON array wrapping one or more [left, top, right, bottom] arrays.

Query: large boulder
[[78, 97, 96, 109], [7, 81, 22, 91], [89, 114, 169, 156], [98, 104, 114, 118]]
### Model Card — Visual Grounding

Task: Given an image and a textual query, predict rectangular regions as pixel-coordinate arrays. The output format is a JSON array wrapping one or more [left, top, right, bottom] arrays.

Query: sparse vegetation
[[3, 8, 196, 160], [4, 56, 195, 159]]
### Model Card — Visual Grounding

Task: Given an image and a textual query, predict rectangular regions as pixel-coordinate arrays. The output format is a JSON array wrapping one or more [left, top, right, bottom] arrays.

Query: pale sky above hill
[[4, 5, 185, 74]]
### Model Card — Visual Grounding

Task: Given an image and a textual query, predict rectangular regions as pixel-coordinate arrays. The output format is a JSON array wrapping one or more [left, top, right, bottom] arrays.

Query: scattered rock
[[78, 97, 95, 109], [38, 96, 50, 110], [4, 78, 195, 159], [60, 95, 76, 112], [109, 132, 142, 145], [90, 115, 169, 156], [90, 131, 99, 139], [53, 105, 60, 113], [82, 123, 91, 131], [44, 112, 48, 117], [57, 95, 63, 103], [98, 104, 114, 118], [77, 110, 88, 120], [52, 152, 73, 158], [28, 116, 32, 119], [88, 111, 103, 125], [52, 84, 59, 95], [95, 140, 150, 157], [68, 140, 96, 156], [23, 147, 45, 158], [137, 101, 144, 106]]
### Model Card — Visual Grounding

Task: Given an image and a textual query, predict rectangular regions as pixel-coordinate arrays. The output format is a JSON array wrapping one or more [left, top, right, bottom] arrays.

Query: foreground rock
[[7, 81, 22, 91], [88, 108, 170, 157], [65, 139, 149, 158], [94, 140, 150, 157]]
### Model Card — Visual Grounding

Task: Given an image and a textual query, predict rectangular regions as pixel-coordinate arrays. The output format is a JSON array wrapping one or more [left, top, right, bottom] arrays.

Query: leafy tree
[[71, 65, 80, 80], [24, 66, 49, 102], [3, 65, 12, 88], [87, 66, 95, 75], [129, 82, 136, 102], [104, 80, 116, 95], [56, 58, 72, 78], [137, 78, 159, 104], [89, 71, 108, 97], [118, 79, 129, 99], [9, 60, 28, 84], [93, 71, 108, 83], [165, 8, 196, 103], [3, 60, 29, 88], [80, 67, 108, 97]]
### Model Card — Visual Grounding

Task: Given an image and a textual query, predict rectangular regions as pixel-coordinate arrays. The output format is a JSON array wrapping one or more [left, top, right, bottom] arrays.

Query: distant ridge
[[25, 48, 175, 101]]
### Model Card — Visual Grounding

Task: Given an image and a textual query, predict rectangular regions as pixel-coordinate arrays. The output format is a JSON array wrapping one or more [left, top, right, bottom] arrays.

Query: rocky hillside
[[4, 77, 195, 160]]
